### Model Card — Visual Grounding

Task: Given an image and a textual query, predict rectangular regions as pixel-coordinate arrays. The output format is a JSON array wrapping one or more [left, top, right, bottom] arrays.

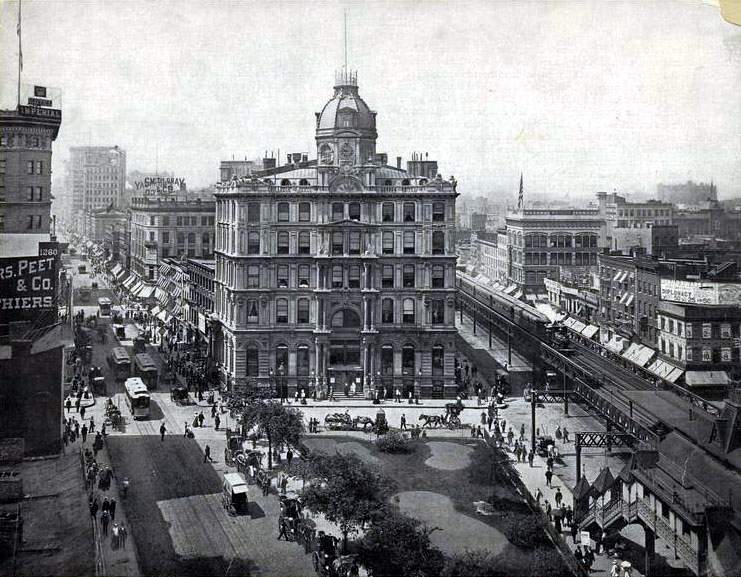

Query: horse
[[352, 416, 374, 431], [419, 414, 444, 428]]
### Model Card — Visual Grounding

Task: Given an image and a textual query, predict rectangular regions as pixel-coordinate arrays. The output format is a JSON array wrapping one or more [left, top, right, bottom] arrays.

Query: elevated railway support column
[[645, 526, 655, 577], [574, 431, 636, 482]]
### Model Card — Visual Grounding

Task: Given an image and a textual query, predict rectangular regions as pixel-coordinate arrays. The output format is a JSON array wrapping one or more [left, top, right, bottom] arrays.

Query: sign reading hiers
[[0, 256, 57, 322]]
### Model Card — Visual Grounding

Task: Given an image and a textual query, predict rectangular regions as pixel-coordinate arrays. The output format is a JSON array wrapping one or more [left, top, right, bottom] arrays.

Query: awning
[[157, 310, 169, 323], [130, 281, 144, 294], [526, 294, 537, 302], [136, 285, 155, 299], [151, 305, 162, 317], [612, 271, 622, 282], [581, 325, 599, 339], [512, 290, 523, 299], [570, 319, 587, 333], [111, 263, 123, 277], [172, 305, 182, 318], [155, 287, 167, 302], [667, 368, 684, 383], [503, 284, 517, 295], [625, 295, 634, 307], [172, 286, 182, 298], [122, 275, 136, 290], [562, 317, 575, 328], [537, 293, 548, 301], [684, 371, 731, 388], [634, 345, 655, 367], [606, 336, 627, 354], [648, 358, 679, 380]]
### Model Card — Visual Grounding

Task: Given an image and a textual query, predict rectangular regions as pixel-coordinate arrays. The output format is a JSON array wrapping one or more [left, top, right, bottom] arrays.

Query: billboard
[[0, 255, 57, 324], [660, 279, 741, 306]]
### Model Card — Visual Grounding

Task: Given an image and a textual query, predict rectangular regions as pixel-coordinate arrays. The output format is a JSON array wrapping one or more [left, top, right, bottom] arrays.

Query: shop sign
[[0, 255, 57, 322]]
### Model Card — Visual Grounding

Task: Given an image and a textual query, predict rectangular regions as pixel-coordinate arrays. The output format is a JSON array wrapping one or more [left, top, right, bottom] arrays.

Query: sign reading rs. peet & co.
[[0, 255, 57, 322]]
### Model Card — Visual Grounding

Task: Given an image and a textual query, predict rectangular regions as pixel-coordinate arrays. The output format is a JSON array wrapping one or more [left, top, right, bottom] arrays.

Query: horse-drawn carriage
[[419, 402, 466, 430], [324, 411, 389, 435], [170, 385, 191, 406], [324, 412, 354, 430]]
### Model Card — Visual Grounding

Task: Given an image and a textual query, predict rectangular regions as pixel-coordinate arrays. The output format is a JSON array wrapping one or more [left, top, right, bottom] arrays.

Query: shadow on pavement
[[248, 501, 266, 519], [107, 435, 256, 576]]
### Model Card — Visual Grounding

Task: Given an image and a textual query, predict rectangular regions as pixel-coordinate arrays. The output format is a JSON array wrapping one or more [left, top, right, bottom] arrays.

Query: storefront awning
[[111, 264, 123, 277], [135, 284, 155, 299], [157, 309, 169, 323], [666, 368, 684, 383], [621, 343, 654, 367], [581, 324, 599, 339], [684, 371, 731, 388], [570, 319, 587, 333], [648, 358, 679, 380], [562, 317, 575, 328], [130, 281, 144, 295], [503, 284, 517, 295], [151, 305, 161, 317], [537, 293, 548, 301], [512, 290, 523, 300], [606, 336, 627, 354], [122, 275, 136, 290]]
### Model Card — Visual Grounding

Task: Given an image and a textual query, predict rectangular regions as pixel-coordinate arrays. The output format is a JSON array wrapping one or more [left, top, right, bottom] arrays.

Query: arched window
[[332, 202, 344, 222], [332, 265, 344, 288], [384, 179, 392, 186], [382, 232, 394, 254], [348, 202, 361, 221], [280, 179, 291, 187], [248, 232, 260, 255], [418, 178, 428, 186], [299, 179, 309, 186], [401, 344, 415, 375], [277, 202, 290, 221], [381, 345, 394, 375], [401, 179, 410, 187], [246, 345, 259, 376], [331, 309, 361, 328], [275, 345, 288, 372], [298, 231, 311, 254], [402, 299, 415, 324], [382, 298, 394, 323], [432, 231, 445, 255], [277, 231, 289, 254], [276, 299, 288, 323], [403, 202, 416, 222], [432, 345, 444, 376], [297, 299, 310, 323], [403, 231, 415, 255], [331, 231, 344, 255], [297, 345, 310, 375]]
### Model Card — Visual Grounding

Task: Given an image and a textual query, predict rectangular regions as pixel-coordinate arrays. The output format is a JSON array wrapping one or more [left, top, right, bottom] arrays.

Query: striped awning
[[122, 275, 137, 290], [130, 280, 144, 294], [137, 285, 155, 299], [581, 324, 599, 339], [151, 305, 161, 317]]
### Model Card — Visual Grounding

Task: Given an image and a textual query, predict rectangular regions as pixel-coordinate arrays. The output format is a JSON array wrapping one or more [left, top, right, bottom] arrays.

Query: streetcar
[[107, 347, 131, 381], [134, 353, 158, 390], [97, 297, 112, 317], [124, 377, 151, 419]]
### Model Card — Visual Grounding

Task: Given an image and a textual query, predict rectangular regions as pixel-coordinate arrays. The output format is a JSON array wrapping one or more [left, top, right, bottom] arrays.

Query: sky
[[1, 0, 740, 202]]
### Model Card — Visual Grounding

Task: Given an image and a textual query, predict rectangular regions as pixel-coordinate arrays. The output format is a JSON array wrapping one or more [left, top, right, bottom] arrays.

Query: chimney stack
[[396, 156, 402, 169]]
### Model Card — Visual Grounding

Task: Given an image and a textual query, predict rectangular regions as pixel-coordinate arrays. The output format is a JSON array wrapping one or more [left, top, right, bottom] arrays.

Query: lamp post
[[269, 368, 275, 399]]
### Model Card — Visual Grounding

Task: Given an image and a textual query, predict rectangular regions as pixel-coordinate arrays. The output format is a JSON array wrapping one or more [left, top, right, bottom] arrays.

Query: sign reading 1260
[[0, 256, 57, 313]]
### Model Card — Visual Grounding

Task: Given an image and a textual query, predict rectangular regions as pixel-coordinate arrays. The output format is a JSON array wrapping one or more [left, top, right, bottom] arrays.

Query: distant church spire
[[517, 173, 524, 210]]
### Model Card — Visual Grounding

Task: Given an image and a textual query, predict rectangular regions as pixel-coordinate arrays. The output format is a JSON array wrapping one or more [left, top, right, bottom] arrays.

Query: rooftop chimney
[[397, 156, 402, 169]]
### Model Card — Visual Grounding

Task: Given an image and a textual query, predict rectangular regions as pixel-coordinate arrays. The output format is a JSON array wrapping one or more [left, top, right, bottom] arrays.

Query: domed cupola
[[315, 69, 378, 168]]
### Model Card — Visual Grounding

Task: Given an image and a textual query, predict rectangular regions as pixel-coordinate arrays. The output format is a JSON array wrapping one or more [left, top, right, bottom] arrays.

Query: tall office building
[[213, 70, 459, 397], [67, 146, 126, 229]]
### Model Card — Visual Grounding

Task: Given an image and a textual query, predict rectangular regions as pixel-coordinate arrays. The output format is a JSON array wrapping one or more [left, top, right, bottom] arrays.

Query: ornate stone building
[[213, 70, 459, 398]]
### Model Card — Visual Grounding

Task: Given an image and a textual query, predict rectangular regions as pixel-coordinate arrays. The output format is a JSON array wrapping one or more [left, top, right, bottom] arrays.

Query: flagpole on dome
[[17, 0, 23, 108]]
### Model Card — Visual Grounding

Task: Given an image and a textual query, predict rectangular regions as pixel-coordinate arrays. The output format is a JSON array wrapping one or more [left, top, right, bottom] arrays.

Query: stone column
[[314, 339, 320, 375], [363, 297, 369, 330], [370, 298, 376, 330]]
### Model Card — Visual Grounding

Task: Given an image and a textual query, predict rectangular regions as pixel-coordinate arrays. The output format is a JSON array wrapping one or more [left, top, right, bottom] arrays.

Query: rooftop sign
[[134, 177, 186, 196], [660, 279, 741, 306]]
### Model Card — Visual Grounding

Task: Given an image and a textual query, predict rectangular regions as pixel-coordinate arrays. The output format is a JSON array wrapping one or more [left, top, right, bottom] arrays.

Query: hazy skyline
[[1, 0, 740, 200]]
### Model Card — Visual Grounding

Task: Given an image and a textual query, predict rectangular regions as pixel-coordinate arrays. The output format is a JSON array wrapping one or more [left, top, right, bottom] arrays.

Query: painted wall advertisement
[[660, 279, 741, 306], [0, 255, 57, 323]]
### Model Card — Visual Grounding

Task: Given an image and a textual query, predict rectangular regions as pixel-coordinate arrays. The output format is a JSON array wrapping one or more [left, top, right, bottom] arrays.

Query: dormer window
[[339, 112, 355, 128]]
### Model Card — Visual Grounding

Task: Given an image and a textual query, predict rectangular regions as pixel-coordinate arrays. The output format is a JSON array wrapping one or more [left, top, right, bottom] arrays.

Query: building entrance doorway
[[328, 339, 363, 394]]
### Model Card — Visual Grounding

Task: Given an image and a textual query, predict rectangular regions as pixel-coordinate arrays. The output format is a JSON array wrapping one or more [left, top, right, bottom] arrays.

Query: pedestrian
[[204, 444, 214, 463], [214, 414, 221, 431], [198, 411, 205, 427], [89, 416, 95, 433], [520, 423, 525, 441], [528, 450, 534, 468], [277, 516, 288, 541], [65, 398, 72, 413], [487, 414, 493, 431], [571, 521, 579, 544], [102, 497, 110, 515], [395, 388, 401, 403], [184, 422, 190, 437], [547, 456, 554, 471], [555, 487, 563, 507], [544, 500, 552, 521], [109, 498, 116, 522], [563, 426, 570, 443], [545, 468, 553, 488], [565, 505, 573, 527], [574, 545, 583, 565], [90, 497, 99, 521], [610, 560, 620, 577], [287, 448, 294, 470], [400, 414, 407, 430], [75, 397, 81, 412], [477, 425, 484, 438], [535, 488, 542, 504], [211, 404, 217, 419], [160, 423, 167, 442], [101, 422, 107, 437], [119, 523, 128, 549], [80, 405, 86, 420], [82, 424, 88, 444], [507, 427, 514, 445], [111, 523, 120, 550], [555, 425, 562, 442], [280, 474, 288, 495], [500, 418, 506, 433], [101, 510, 110, 535]]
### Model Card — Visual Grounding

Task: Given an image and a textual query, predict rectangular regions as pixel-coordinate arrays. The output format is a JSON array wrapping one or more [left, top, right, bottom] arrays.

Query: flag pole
[[17, 0, 22, 108]]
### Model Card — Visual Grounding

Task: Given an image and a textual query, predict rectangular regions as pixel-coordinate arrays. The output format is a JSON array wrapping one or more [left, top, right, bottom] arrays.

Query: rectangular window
[[331, 232, 344, 255], [432, 265, 445, 288], [247, 265, 260, 288], [382, 299, 394, 323], [27, 215, 34, 229], [149, 231, 155, 242], [298, 202, 311, 222], [403, 265, 415, 288], [0, 160, 5, 173], [177, 216, 183, 226], [247, 300, 259, 324], [297, 300, 310, 323], [685, 323, 693, 339], [162, 232, 170, 244], [332, 266, 344, 288], [27, 186, 34, 201], [36, 215, 42, 228], [35, 161, 42, 175], [349, 232, 361, 255], [702, 323, 712, 339], [721, 347, 732, 362], [248, 203, 260, 222], [403, 202, 415, 222], [162, 216, 169, 226], [349, 266, 360, 288], [721, 324, 731, 339], [178, 232, 185, 245], [298, 265, 310, 288], [276, 300, 288, 323], [382, 233, 394, 255], [382, 202, 394, 222], [348, 203, 361, 221], [278, 202, 290, 222], [432, 202, 445, 222], [403, 232, 415, 255], [431, 300, 445, 325], [27, 160, 34, 174], [201, 216, 208, 226], [277, 265, 289, 288], [332, 203, 344, 222], [382, 265, 394, 288], [702, 347, 712, 362]]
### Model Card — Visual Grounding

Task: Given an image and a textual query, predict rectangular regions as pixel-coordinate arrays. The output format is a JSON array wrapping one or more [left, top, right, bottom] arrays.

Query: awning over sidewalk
[[121, 275, 136, 290], [684, 371, 730, 388], [137, 285, 155, 299], [605, 335, 628, 354], [621, 343, 655, 367], [581, 324, 599, 339], [130, 280, 144, 295], [150, 305, 161, 317], [503, 284, 517, 295], [570, 319, 587, 334], [111, 264, 124, 278], [647, 358, 684, 382], [157, 309, 170, 323]]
